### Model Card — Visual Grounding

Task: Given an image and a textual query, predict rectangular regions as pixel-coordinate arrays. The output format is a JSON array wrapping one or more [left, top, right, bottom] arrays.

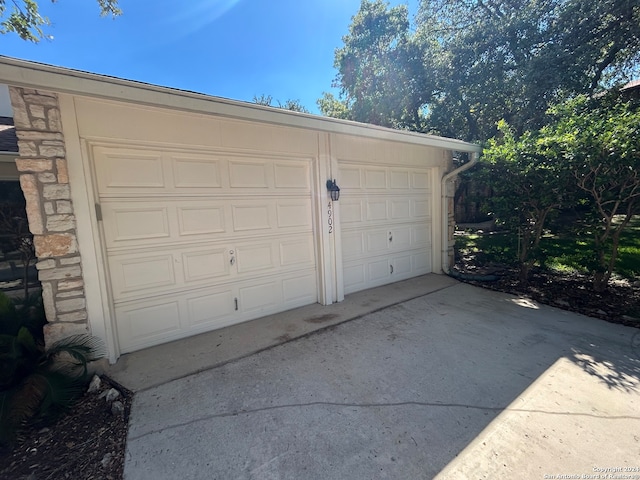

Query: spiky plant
[[0, 328, 105, 447]]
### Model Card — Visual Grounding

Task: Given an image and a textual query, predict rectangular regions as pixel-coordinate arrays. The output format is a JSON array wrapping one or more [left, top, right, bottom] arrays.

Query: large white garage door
[[92, 145, 318, 353], [339, 163, 433, 294]]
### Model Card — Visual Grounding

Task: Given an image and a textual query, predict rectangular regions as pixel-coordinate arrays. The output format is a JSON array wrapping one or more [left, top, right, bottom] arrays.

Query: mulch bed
[[452, 261, 640, 328], [0, 376, 133, 480]]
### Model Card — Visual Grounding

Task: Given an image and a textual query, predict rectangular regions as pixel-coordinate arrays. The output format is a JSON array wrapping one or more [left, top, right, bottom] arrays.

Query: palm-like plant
[[0, 292, 105, 447]]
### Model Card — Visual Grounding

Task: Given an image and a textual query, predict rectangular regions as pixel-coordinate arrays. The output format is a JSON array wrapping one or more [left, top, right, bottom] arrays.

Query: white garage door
[[339, 163, 433, 294], [92, 145, 318, 353]]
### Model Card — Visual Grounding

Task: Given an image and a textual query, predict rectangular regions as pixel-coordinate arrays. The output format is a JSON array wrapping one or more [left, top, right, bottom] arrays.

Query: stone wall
[[9, 87, 89, 346]]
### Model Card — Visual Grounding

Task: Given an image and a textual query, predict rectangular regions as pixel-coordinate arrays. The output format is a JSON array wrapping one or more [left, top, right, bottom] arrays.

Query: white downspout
[[441, 151, 480, 274]]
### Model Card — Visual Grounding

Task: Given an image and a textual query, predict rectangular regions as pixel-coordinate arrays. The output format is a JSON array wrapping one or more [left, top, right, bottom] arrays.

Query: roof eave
[[0, 55, 481, 153]]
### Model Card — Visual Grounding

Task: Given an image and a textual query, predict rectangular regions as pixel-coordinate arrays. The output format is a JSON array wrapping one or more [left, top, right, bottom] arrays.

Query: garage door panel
[[367, 230, 390, 253], [340, 166, 362, 188], [391, 199, 411, 219], [412, 171, 431, 189], [412, 224, 431, 247], [391, 226, 411, 250], [280, 237, 315, 267], [340, 200, 364, 224], [391, 254, 412, 276], [390, 170, 411, 189], [277, 200, 312, 228], [186, 290, 235, 327], [274, 162, 310, 189], [94, 149, 165, 191], [177, 205, 226, 236], [171, 156, 223, 189], [239, 281, 280, 314], [283, 274, 317, 305], [412, 199, 431, 218], [229, 160, 270, 188], [342, 232, 364, 260], [116, 300, 182, 352], [343, 264, 365, 293], [103, 205, 170, 245], [182, 248, 229, 282], [110, 253, 176, 298], [232, 203, 272, 232], [413, 252, 431, 272], [366, 200, 388, 221], [236, 243, 275, 273], [369, 258, 391, 282], [365, 168, 387, 189]]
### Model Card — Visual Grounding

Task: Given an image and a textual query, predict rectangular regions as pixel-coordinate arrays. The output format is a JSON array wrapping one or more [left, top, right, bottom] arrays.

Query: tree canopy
[[321, 0, 640, 141], [0, 0, 121, 42], [252, 95, 310, 113]]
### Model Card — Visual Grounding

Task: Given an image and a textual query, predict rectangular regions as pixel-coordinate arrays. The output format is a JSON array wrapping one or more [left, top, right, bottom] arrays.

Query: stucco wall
[[9, 87, 89, 345]]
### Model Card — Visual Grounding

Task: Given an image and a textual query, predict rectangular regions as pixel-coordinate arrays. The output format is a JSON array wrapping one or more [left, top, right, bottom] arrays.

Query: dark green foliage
[[540, 93, 640, 290], [0, 0, 121, 42], [478, 121, 576, 284], [325, 0, 640, 141], [0, 292, 46, 342], [474, 91, 640, 290], [0, 293, 105, 446]]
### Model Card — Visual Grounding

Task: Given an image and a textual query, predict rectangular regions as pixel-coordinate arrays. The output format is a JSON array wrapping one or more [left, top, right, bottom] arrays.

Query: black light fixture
[[326, 179, 340, 201]]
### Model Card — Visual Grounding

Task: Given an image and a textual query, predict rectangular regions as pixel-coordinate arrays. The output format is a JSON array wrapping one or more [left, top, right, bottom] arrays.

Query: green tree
[[480, 121, 575, 284], [316, 92, 352, 121], [0, 0, 121, 42], [252, 95, 310, 113], [329, 0, 432, 130], [543, 93, 640, 291], [417, 0, 640, 140], [326, 0, 640, 141]]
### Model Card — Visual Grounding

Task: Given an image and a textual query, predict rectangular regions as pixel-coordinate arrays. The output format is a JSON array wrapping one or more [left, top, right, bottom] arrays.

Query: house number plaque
[[327, 201, 333, 234]]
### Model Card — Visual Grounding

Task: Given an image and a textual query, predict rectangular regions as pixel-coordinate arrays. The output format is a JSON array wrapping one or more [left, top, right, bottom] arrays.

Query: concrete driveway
[[119, 278, 640, 480]]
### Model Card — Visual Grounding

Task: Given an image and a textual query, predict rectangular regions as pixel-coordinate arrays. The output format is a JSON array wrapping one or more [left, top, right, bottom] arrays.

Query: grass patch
[[456, 215, 640, 280]]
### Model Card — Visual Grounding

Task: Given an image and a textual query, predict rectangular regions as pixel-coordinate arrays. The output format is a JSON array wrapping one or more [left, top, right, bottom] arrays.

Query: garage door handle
[[390, 265, 394, 274], [389, 232, 392, 242], [230, 256, 235, 266]]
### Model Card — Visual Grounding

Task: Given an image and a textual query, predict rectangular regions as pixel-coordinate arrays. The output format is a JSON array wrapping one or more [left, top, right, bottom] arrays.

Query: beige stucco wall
[[72, 96, 320, 156], [330, 132, 447, 169]]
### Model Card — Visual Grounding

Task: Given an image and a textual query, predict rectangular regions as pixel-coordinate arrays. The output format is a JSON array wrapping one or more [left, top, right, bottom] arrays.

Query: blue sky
[[1, 0, 418, 114]]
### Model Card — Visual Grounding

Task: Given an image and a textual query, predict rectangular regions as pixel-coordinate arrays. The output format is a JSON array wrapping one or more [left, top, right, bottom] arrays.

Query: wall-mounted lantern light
[[326, 179, 340, 201]]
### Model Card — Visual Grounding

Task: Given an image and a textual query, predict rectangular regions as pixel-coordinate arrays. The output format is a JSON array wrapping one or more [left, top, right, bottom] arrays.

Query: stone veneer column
[[9, 86, 89, 346]]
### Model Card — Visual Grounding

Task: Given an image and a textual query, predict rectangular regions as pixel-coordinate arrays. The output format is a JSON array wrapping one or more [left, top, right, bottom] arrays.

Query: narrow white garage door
[[92, 145, 318, 353], [339, 163, 433, 294]]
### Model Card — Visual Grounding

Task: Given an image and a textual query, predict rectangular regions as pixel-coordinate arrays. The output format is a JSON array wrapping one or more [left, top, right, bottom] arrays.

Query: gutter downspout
[[441, 151, 480, 274]]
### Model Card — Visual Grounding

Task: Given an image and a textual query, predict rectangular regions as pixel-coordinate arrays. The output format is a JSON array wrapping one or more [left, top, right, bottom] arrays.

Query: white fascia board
[[0, 56, 481, 154]]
